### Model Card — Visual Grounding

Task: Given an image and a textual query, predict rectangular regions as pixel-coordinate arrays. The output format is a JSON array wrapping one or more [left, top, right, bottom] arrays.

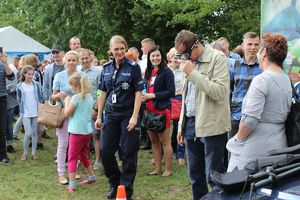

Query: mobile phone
[[0, 47, 3, 54]]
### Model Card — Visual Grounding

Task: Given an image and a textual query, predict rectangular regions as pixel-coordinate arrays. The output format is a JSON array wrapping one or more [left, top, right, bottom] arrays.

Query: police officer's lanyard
[[111, 69, 118, 103]]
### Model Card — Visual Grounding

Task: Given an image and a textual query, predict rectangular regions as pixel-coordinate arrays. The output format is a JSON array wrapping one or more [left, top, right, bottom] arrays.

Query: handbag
[[170, 98, 182, 120], [141, 110, 166, 133], [37, 100, 65, 128], [285, 81, 300, 147]]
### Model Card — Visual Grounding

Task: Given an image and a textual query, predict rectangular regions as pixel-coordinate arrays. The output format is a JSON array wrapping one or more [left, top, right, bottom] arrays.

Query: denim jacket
[[16, 81, 44, 116], [42, 63, 65, 101]]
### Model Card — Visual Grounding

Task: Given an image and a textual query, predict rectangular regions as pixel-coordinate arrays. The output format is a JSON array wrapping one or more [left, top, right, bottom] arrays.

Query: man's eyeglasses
[[176, 40, 199, 60]]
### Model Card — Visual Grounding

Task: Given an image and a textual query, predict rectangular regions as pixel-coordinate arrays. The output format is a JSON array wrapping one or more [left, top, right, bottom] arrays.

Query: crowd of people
[[0, 30, 293, 200]]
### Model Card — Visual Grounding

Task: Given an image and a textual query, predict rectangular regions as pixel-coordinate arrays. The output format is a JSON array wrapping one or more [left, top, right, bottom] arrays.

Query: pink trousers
[[68, 133, 92, 173]]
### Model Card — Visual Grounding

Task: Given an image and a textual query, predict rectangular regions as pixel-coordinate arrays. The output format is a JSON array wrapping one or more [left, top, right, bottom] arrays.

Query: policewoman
[[95, 35, 143, 199]]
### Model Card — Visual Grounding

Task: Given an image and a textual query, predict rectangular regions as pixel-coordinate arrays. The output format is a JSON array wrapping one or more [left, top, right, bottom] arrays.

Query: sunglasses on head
[[176, 39, 199, 60], [52, 51, 60, 55]]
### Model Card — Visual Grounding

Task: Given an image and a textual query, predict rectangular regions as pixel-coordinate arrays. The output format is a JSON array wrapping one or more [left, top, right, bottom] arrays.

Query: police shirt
[[99, 57, 143, 117]]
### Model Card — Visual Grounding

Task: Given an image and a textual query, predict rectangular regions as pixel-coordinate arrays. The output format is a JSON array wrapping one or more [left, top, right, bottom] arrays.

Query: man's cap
[[51, 44, 63, 52]]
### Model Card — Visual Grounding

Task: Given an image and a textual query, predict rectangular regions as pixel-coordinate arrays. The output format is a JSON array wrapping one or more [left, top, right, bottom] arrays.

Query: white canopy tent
[[0, 26, 51, 63]]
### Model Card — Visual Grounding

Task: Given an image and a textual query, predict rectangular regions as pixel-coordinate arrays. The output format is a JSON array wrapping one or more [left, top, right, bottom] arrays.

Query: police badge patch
[[122, 82, 129, 90]]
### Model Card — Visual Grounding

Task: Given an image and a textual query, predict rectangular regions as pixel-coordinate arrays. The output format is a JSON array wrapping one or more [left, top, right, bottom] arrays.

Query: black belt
[[106, 105, 132, 112], [186, 115, 195, 119]]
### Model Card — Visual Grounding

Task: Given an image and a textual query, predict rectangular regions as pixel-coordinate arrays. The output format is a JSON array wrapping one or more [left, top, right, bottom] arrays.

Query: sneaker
[[21, 154, 27, 161], [1, 157, 12, 164], [178, 158, 186, 166], [79, 179, 96, 185], [93, 161, 102, 170], [58, 176, 69, 185], [7, 145, 16, 153], [75, 174, 81, 180], [66, 186, 75, 192]]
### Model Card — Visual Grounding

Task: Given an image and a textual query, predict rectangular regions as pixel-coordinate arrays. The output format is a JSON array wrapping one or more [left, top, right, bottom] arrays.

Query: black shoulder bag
[[285, 80, 300, 147]]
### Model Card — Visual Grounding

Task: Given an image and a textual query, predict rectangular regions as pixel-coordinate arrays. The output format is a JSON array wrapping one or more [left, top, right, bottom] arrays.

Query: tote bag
[[38, 100, 65, 128]]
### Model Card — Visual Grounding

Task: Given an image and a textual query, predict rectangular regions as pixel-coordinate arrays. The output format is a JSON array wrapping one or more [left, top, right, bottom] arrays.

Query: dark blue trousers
[[184, 117, 226, 200], [0, 96, 8, 159], [100, 115, 140, 197]]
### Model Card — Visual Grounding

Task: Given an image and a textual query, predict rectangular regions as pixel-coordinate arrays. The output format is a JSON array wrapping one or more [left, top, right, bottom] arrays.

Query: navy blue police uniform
[[99, 57, 143, 198]]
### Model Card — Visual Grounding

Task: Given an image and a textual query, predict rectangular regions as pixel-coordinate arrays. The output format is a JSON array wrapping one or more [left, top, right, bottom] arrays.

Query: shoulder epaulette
[[103, 60, 113, 67]]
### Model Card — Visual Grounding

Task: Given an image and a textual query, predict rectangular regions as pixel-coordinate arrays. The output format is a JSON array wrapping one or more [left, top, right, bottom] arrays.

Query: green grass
[[0, 129, 192, 200]]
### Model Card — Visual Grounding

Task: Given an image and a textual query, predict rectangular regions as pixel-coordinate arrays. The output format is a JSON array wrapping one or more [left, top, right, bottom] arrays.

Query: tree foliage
[[0, 0, 260, 58]]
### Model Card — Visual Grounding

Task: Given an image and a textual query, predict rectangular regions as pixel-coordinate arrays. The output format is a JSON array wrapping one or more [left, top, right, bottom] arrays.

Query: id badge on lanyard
[[112, 69, 118, 104]]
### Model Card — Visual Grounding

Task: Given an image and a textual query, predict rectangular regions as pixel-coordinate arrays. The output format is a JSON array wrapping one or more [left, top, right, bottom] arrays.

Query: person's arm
[[127, 91, 142, 131], [64, 95, 75, 117], [235, 122, 253, 141], [154, 70, 175, 100], [0, 54, 14, 79], [184, 53, 229, 101], [235, 75, 266, 141], [94, 91, 107, 130]]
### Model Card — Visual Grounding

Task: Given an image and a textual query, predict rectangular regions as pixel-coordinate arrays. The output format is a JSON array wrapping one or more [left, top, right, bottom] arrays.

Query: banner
[[261, 0, 300, 82]]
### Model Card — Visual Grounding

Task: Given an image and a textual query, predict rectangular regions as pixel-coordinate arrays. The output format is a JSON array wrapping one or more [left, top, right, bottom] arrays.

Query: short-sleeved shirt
[[68, 93, 93, 134], [52, 70, 86, 103], [99, 57, 144, 117], [81, 66, 102, 103]]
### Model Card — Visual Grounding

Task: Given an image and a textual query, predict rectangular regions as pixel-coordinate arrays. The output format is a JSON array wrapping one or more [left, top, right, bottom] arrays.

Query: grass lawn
[[0, 128, 192, 200]]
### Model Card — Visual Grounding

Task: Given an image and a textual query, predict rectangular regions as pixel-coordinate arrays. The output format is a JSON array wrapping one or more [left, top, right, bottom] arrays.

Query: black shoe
[[13, 137, 19, 140], [37, 143, 44, 150], [7, 145, 16, 153], [107, 187, 117, 199], [1, 157, 12, 164], [140, 143, 151, 150], [42, 131, 51, 139]]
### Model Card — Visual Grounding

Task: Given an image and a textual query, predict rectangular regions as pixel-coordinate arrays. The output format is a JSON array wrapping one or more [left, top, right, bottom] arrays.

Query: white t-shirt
[[9, 64, 18, 76], [138, 55, 148, 79], [22, 82, 38, 117]]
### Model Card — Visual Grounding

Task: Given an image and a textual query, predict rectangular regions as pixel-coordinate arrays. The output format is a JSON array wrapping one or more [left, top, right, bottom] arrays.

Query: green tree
[[0, 0, 261, 57]]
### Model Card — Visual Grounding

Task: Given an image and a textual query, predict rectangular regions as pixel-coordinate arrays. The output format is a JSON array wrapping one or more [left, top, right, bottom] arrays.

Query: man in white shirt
[[139, 38, 155, 78]]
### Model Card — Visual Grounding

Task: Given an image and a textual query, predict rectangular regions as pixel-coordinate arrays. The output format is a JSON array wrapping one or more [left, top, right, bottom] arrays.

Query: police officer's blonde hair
[[109, 35, 128, 50], [68, 73, 91, 98]]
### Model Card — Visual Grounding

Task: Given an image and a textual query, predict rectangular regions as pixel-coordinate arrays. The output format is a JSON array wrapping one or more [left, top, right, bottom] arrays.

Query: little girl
[[16, 65, 43, 160], [64, 73, 96, 192]]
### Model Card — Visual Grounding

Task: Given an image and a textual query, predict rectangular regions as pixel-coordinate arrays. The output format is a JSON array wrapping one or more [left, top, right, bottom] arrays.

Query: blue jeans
[[184, 117, 226, 200], [6, 107, 15, 145], [172, 120, 185, 158]]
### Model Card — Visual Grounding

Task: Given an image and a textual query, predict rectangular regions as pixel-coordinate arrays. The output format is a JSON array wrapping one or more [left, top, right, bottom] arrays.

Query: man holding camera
[[0, 50, 15, 164], [175, 30, 231, 199]]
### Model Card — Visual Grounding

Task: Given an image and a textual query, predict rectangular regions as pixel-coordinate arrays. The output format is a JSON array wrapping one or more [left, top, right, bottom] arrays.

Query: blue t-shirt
[[68, 93, 93, 134]]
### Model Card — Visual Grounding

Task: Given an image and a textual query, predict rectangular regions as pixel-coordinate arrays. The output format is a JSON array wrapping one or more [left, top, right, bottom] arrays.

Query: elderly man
[[175, 30, 231, 200]]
